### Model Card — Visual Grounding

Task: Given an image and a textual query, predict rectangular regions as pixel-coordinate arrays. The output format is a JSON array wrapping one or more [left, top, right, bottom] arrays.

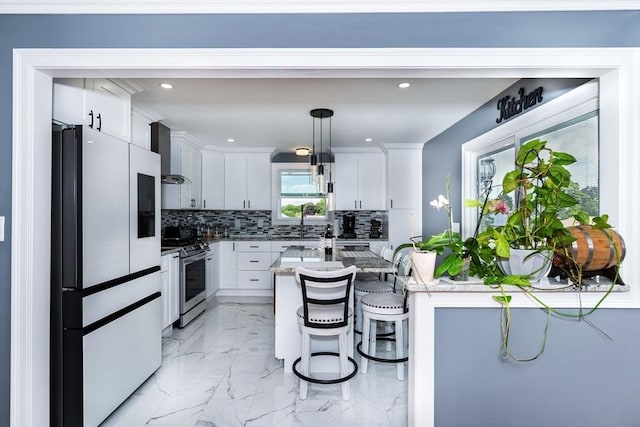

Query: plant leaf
[[493, 295, 512, 304]]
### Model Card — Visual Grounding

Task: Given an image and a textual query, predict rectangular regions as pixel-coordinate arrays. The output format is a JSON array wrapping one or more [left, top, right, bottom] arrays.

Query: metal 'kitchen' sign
[[496, 86, 543, 124]]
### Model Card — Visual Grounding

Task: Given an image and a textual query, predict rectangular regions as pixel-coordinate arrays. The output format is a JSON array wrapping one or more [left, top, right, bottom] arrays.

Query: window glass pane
[[521, 111, 599, 218], [478, 147, 515, 231], [279, 169, 327, 219]]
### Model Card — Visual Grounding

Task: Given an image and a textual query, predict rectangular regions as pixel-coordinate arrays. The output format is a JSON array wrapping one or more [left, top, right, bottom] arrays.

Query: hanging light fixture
[[309, 108, 333, 192], [326, 113, 335, 212], [309, 116, 318, 183]]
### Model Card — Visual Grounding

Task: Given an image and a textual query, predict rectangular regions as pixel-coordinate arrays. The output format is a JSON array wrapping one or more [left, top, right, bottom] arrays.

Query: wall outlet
[[234, 218, 241, 228], [257, 218, 264, 228]]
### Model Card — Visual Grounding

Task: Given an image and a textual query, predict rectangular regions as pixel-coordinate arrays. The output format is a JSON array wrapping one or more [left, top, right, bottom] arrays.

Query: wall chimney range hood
[[150, 121, 191, 185]]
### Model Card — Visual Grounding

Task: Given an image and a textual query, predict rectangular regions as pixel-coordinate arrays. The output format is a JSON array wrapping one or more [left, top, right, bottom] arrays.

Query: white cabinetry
[[53, 78, 131, 143], [205, 246, 218, 298], [224, 152, 272, 210], [161, 134, 202, 209], [218, 241, 237, 289], [201, 149, 225, 210], [385, 145, 424, 249], [334, 152, 385, 210], [236, 241, 273, 290], [160, 253, 180, 330], [131, 110, 152, 150]]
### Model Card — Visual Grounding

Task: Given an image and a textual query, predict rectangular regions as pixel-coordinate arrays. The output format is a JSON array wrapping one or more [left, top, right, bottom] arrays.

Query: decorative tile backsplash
[[161, 209, 388, 239]]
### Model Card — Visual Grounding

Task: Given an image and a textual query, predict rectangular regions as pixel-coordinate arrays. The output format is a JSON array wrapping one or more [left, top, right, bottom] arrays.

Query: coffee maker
[[341, 214, 357, 238]]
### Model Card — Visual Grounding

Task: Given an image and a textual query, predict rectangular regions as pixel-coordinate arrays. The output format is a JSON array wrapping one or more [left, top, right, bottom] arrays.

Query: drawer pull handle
[[250, 279, 259, 282], [250, 260, 260, 263], [250, 245, 259, 248]]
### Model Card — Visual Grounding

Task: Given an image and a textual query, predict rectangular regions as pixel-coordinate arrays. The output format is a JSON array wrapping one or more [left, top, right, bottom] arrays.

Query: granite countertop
[[160, 247, 182, 256], [201, 235, 387, 243], [269, 247, 395, 273], [400, 275, 629, 293]]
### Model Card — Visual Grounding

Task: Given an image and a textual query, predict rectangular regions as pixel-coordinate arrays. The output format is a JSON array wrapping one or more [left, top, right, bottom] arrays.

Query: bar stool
[[353, 247, 408, 334], [357, 254, 411, 381], [293, 265, 358, 401]]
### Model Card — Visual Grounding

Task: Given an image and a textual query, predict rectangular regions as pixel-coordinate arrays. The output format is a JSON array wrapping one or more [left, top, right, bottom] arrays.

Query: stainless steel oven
[[177, 243, 209, 327]]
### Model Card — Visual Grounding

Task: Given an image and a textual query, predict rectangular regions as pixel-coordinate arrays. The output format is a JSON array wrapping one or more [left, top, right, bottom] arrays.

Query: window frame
[[271, 163, 330, 225]]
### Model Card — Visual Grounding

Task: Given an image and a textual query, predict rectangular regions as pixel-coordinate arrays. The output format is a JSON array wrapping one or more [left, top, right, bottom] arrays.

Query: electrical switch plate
[[452, 222, 460, 232], [0, 216, 4, 241]]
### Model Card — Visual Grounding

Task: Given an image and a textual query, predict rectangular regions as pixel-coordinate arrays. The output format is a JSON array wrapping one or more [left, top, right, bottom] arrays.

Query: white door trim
[[2, 1, 639, 14], [11, 47, 640, 427]]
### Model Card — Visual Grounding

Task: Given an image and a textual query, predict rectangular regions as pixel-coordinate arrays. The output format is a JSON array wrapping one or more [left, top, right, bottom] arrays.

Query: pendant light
[[309, 117, 318, 183], [310, 108, 334, 206], [326, 113, 335, 212]]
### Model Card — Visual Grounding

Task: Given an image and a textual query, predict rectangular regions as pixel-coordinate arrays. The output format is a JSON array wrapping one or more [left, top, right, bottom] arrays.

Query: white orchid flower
[[430, 194, 450, 210]]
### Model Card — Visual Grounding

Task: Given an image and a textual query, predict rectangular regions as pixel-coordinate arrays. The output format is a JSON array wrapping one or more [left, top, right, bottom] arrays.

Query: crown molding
[[1, 0, 638, 14]]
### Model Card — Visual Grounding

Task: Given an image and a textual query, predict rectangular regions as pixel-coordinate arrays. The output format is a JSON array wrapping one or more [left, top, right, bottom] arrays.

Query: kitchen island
[[269, 247, 395, 373]]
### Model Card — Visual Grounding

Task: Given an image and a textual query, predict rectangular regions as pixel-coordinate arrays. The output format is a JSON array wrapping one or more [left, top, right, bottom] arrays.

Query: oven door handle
[[182, 252, 209, 265]]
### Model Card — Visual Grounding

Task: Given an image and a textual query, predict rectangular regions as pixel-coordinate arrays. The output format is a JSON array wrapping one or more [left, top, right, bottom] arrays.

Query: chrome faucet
[[300, 204, 305, 238]]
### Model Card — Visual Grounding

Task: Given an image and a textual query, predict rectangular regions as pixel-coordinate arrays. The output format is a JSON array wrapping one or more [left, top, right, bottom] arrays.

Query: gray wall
[[421, 78, 592, 237], [1, 11, 639, 426]]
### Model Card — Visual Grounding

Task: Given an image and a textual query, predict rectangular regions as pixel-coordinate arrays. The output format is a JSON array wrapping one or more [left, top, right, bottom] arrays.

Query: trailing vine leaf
[[493, 295, 512, 304]]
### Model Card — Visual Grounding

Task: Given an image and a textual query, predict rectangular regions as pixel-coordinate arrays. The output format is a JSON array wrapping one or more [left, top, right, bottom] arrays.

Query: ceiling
[[127, 77, 518, 153]]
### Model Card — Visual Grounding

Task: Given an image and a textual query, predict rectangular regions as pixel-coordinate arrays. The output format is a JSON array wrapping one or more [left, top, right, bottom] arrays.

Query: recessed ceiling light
[[397, 82, 411, 89], [365, 138, 373, 142], [159, 82, 173, 89], [227, 138, 235, 143]]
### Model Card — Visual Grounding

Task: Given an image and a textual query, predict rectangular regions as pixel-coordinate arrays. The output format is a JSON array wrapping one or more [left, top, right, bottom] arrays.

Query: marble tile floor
[[101, 302, 408, 427]]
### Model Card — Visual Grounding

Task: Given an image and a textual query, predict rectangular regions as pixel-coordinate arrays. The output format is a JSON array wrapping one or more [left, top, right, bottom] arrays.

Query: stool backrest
[[295, 265, 357, 329]]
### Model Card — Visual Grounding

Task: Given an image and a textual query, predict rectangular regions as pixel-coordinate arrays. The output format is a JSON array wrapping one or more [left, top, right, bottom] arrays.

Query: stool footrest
[[292, 352, 358, 385], [356, 341, 408, 363], [354, 328, 395, 337]]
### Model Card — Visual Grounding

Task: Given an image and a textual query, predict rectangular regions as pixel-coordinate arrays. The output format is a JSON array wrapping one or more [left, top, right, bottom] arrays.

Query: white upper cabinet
[[224, 152, 271, 210], [386, 147, 422, 210], [161, 133, 202, 210], [201, 150, 225, 210], [181, 143, 202, 209], [53, 78, 131, 143], [130, 110, 152, 150], [334, 152, 385, 211]]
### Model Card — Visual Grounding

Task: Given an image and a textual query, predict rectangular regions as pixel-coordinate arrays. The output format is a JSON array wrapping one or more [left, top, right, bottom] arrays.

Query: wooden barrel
[[568, 226, 626, 271]]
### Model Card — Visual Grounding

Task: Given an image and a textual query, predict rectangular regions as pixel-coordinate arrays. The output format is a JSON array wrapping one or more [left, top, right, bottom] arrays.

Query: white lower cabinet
[[218, 241, 237, 289], [206, 242, 220, 297], [160, 253, 180, 330], [236, 241, 272, 290]]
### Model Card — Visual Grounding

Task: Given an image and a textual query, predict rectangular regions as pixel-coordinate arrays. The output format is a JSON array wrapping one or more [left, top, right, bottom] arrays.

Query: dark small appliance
[[369, 219, 382, 239], [341, 214, 357, 238]]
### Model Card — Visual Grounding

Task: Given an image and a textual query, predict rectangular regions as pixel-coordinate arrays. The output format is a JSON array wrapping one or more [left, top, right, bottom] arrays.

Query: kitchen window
[[272, 164, 328, 223], [462, 80, 601, 238]]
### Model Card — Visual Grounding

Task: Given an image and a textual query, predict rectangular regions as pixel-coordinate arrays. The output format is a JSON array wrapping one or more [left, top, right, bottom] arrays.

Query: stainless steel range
[[175, 241, 209, 327], [162, 226, 209, 327]]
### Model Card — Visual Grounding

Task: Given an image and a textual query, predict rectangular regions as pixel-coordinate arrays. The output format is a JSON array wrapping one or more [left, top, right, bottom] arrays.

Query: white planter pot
[[498, 248, 552, 282], [411, 250, 437, 284]]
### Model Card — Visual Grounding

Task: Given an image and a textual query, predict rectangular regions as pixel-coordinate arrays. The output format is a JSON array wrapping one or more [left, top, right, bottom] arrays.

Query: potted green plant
[[471, 138, 617, 285], [466, 138, 625, 361], [411, 175, 472, 280]]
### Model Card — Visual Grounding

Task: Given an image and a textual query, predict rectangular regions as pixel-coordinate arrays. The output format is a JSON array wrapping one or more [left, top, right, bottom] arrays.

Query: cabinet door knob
[[390, 199, 394, 209], [96, 113, 102, 131], [360, 200, 362, 209], [248, 200, 251, 209], [88, 110, 94, 128], [354, 200, 357, 209], [203, 200, 206, 209]]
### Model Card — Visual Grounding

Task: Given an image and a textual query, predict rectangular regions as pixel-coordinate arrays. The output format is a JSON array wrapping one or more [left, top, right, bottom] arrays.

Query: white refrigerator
[[51, 125, 162, 427]]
